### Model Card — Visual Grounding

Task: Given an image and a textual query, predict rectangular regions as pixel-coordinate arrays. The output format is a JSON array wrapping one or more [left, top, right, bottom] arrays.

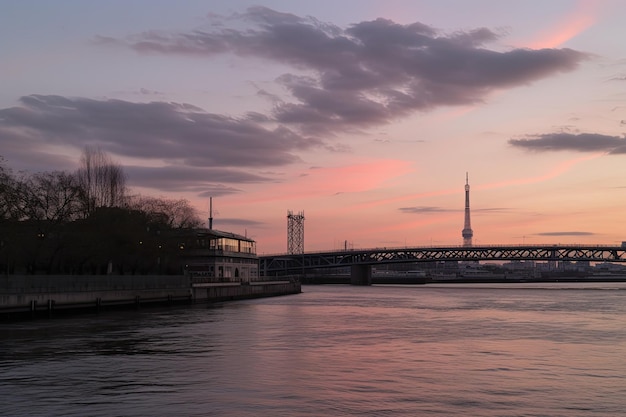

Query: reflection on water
[[2, 283, 626, 416]]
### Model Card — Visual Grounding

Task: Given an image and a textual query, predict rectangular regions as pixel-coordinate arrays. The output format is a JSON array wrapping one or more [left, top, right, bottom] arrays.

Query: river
[[1, 282, 626, 416]]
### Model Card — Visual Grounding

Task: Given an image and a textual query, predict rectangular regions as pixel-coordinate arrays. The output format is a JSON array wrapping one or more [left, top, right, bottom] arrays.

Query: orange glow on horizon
[[355, 152, 604, 210]]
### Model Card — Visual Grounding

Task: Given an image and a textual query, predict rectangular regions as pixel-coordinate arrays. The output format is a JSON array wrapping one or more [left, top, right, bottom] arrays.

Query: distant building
[[173, 228, 258, 283]]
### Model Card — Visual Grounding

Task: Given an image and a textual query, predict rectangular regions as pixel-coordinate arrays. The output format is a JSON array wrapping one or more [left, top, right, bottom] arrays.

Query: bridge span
[[260, 244, 626, 285]]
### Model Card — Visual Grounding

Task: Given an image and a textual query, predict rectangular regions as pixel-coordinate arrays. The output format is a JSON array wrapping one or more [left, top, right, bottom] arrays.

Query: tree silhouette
[[76, 146, 127, 216]]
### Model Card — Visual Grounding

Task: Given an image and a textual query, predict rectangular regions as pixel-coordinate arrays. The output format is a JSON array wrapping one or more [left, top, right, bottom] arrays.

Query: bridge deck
[[260, 245, 626, 273]]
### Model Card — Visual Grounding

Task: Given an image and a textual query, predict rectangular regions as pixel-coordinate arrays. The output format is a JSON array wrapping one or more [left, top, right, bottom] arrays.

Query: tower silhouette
[[287, 210, 305, 254], [462, 173, 473, 247]]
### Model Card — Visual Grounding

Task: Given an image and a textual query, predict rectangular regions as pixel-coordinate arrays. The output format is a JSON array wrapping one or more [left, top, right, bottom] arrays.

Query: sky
[[1, 0, 626, 254]]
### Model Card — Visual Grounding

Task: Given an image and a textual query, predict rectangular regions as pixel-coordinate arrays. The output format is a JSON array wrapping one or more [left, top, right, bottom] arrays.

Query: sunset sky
[[2, 0, 626, 253]]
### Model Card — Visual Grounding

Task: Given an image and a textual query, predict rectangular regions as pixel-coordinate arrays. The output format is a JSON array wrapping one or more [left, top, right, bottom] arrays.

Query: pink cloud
[[298, 160, 415, 196], [523, 1, 600, 49], [228, 158, 415, 206]]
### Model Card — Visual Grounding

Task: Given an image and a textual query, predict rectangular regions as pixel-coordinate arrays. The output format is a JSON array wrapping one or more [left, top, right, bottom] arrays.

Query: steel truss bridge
[[260, 244, 626, 276]]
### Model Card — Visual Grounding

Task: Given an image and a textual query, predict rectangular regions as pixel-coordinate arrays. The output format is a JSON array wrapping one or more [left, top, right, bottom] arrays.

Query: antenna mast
[[462, 173, 474, 247], [208, 197, 213, 230]]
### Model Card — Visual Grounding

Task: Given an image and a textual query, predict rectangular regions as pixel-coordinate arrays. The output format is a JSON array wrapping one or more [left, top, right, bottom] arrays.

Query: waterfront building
[[173, 228, 259, 283]]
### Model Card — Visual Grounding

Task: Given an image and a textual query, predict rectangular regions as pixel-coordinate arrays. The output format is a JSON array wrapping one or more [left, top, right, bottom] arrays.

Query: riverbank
[[299, 274, 626, 285], [300, 275, 429, 285], [0, 275, 301, 320]]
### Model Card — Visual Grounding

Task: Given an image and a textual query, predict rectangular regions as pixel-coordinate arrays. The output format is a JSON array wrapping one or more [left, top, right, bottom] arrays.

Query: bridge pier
[[350, 264, 372, 286]]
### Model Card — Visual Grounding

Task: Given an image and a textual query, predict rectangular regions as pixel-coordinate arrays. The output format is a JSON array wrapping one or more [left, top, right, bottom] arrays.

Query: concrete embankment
[[0, 275, 301, 319]]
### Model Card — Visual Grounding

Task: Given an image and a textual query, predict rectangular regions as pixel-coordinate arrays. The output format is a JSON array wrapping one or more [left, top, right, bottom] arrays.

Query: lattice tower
[[287, 210, 305, 254]]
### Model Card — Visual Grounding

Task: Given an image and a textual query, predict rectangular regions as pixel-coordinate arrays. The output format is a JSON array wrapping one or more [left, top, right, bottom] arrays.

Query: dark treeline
[[0, 148, 203, 275]]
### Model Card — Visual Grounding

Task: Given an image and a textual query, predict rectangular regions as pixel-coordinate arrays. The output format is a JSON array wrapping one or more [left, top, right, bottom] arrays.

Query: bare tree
[[128, 195, 202, 229], [0, 156, 15, 220], [1, 171, 31, 221], [21, 171, 82, 222], [76, 147, 127, 216]]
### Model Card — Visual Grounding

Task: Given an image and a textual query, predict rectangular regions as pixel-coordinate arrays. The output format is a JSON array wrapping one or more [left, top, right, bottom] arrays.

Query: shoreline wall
[[0, 275, 301, 319]]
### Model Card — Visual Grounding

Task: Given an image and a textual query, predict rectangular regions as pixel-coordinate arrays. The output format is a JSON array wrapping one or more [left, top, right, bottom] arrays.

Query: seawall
[[0, 275, 301, 319]]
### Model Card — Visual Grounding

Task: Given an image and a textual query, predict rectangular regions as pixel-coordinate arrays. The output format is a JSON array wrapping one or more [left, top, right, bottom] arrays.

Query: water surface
[[2, 283, 625, 416]]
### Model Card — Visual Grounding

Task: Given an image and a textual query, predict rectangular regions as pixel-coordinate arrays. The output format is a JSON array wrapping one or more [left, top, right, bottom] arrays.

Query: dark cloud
[[0, 94, 319, 192], [1, 8, 595, 198], [0, 95, 317, 166], [196, 185, 243, 198], [400, 206, 510, 214], [474, 207, 511, 213], [0, 135, 76, 173], [509, 132, 626, 154], [212, 218, 267, 228], [534, 232, 596, 236], [399, 206, 457, 213], [124, 165, 268, 194], [138, 88, 164, 96], [100, 6, 590, 134]]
